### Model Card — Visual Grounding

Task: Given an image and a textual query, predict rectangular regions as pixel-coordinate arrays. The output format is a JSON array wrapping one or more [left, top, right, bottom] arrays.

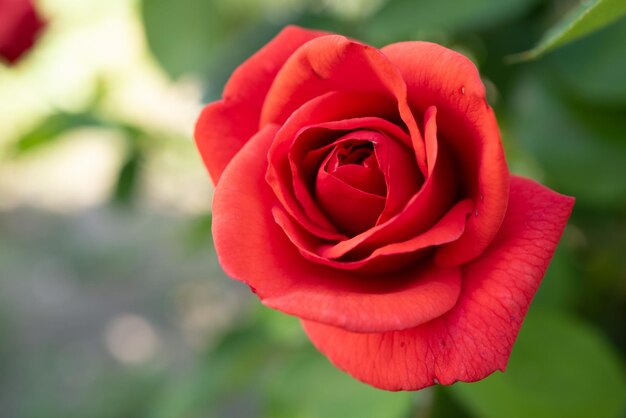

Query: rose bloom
[[0, 0, 45, 65], [195, 26, 574, 391]]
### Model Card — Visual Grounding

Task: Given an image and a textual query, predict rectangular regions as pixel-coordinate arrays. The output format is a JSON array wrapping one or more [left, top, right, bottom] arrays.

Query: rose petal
[[423, 106, 438, 175], [302, 176, 574, 391], [374, 126, 424, 224], [309, 128, 420, 235], [0, 0, 45, 64], [293, 128, 391, 235], [261, 35, 427, 175], [381, 42, 509, 266], [213, 123, 462, 332], [268, 262, 461, 333], [274, 199, 472, 274], [331, 163, 386, 197], [194, 25, 327, 183], [318, 115, 456, 260], [268, 91, 408, 241], [315, 168, 386, 236]]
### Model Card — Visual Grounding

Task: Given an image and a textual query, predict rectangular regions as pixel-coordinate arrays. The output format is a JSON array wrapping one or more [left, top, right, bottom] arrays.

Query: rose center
[[324, 139, 386, 197], [336, 141, 374, 166]]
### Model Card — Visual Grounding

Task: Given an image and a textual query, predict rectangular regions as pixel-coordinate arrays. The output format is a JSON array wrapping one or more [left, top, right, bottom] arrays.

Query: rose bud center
[[326, 140, 386, 196], [315, 133, 388, 236]]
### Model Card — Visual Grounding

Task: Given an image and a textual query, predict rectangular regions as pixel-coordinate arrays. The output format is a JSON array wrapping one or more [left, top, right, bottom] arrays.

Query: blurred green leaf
[[256, 304, 309, 347], [530, 237, 580, 310], [510, 74, 626, 211], [264, 347, 414, 418], [141, 0, 266, 80], [258, 309, 416, 418], [112, 125, 150, 206], [365, 0, 540, 44], [148, 319, 272, 418], [151, 304, 415, 418], [449, 310, 626, 418], [545, 18, 626, 105], [431, 386, 473, 418], [112, 147, 142, 206], [513, 0, 626, 60], [141, 0, 216, 78], [148, 307, 309, 418], [183, 212, 213, 253], [202, 23, 286, 100], [12, 112, 102, 154]]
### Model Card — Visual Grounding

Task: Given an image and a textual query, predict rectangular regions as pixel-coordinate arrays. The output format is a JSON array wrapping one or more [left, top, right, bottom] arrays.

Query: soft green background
[[1, 0, 625, 417]]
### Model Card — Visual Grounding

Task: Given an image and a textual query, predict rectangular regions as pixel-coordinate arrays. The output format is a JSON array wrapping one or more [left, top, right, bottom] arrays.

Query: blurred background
[[1, 0, 625, 417]]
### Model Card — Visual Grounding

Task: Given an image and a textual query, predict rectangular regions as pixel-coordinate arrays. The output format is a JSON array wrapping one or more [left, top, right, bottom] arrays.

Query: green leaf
[[112, 147, 142, 206], [530, 239, 580, 311], [256, 308, 415, 418], [183, 212, 213, 253], [12, 112, 102, 154], [449, 310, 626, 418], [140, 0, 268, 79], [512, 0, 626, 60], [264, 347, 414, 418], [545, 18, 626, 105], [364, 0, 540, 45], [431, 386, 473, 418], [141, 0, 219, 78], [509, 74, 626, 211], [147, 317, 274, 418]]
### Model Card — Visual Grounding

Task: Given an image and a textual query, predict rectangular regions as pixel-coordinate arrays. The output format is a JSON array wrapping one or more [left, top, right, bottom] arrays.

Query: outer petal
[[274, 199, 472, 274], [303, 176, 574, 391], [381, 42, 509, 266], [194, 25, 327, 183], [212, 123, 462, 333], [261, 35, 427, 174]]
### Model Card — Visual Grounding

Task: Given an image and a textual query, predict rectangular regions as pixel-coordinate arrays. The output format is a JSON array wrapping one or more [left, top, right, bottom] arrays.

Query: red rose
[[0, 0, 45, 65], [195, 26, 574, 390]]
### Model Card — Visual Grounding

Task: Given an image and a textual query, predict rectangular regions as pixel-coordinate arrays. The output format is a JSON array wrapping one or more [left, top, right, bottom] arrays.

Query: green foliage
[[515, 0, 626, 60], [509, 74, 626, 211], [530, 240, 580, 311], [144, 307, 415, 418], [365, 0, 540, 44], [113, 146, 142, 206], [449, 310, 626, 418], [146, 321, 271, 418], [12, 112, 103, 154], [545, 18, 626, 104], [140, 0, 284, 99], [183, 212, 214, 253], [431, 387, 473, 418], [141, 0, 228, 79], [264, 347, 413, 418]]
